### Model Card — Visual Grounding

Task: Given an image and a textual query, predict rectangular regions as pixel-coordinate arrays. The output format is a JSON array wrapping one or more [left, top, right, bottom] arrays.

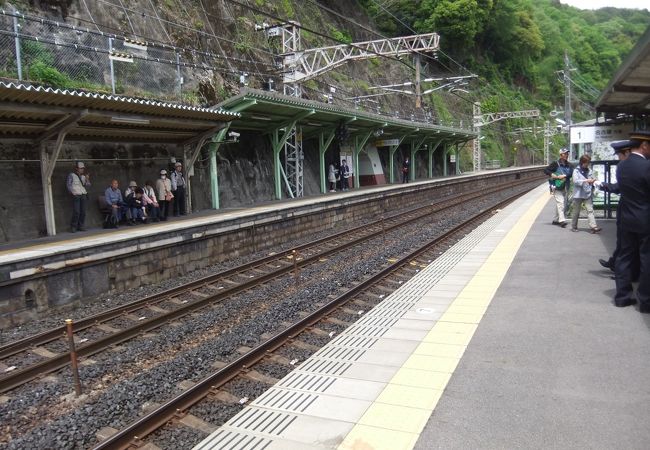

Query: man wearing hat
[[613, 131, 650, 312], [66, 161, 91, 232], [171, 161, 186, 216], [543, 148, 573, 227], [598, 140, 638, 274]]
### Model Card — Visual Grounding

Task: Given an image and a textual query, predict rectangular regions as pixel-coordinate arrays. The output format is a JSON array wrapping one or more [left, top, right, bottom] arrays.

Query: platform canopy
[[0, 81, 239, 143], [0, 81, 239, 237], [217, 88, 477, 143], [596, 25, 650, 117]]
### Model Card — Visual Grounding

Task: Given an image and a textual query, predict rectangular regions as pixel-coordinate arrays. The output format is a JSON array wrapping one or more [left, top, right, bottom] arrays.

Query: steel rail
[[92, 189, 529, 450], [0, 176, 539, 360], [0, 177, 542, 393]]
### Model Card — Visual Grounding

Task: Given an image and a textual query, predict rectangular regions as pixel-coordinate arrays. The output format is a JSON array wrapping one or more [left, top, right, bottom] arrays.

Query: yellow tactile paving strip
[[338, 190, 550, 450]]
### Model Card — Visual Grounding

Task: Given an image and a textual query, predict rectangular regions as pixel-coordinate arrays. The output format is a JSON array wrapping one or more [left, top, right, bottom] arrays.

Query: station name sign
[[570, 123, 633, 144], [374, 139, 400, 147]]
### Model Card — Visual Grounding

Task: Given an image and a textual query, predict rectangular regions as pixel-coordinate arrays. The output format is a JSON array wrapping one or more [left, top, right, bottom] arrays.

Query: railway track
[[0, 176, 541, 394], [91, 182, 529, 449]]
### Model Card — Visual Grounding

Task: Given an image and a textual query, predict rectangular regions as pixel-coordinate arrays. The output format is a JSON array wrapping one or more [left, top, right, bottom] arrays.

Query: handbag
[[165, 191, 174, 201]]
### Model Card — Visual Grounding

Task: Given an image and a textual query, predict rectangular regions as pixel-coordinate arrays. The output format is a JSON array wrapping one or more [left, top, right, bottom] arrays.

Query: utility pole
[[564, 51, 572, 128], [415, 54, 421, 109]]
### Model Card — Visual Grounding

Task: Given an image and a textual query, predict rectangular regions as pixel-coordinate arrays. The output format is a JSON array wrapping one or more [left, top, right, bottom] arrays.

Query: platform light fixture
[[250, 115, 272, 121]]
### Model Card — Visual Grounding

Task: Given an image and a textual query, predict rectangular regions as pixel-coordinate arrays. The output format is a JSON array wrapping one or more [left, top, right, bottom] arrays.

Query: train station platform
[[194, 184, 650, 450]]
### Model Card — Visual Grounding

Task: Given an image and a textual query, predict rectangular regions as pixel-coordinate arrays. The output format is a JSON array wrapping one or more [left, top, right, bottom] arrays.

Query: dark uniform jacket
[[616, 153, 650, 234]]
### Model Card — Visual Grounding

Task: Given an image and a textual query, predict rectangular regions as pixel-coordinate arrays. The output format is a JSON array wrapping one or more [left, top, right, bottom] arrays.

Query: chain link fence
[[0, 11, 222, 103]]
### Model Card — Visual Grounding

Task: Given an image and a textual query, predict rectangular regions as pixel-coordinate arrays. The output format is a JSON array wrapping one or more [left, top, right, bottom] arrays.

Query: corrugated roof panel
[[0, 81, 239, 121]]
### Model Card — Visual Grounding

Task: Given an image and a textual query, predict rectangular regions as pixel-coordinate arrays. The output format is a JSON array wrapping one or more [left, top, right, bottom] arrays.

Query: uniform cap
[[559, 148, 569, 155], [75, 161, 85, 168], [629, 130, 650, 142], [610, 140, 634, 154], [160, 169, 167, 175], [129, 180, 137, 187]]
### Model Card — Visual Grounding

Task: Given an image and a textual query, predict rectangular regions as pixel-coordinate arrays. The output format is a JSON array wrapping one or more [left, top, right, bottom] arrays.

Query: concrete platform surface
[[415, 193, 650, 449]]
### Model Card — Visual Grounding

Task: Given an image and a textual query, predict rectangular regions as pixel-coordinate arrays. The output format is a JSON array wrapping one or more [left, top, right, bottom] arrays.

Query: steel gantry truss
[[262, 22, 440, 198], [283, 32, 440, 84], [472, 102, 540, 171]]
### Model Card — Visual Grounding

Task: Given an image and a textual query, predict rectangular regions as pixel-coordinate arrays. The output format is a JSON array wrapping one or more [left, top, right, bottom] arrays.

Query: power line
[[92, 0, 274, 56], [2, 10, 276, 70]]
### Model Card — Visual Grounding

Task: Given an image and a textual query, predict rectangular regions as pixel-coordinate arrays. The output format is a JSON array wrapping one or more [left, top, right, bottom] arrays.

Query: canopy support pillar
[[353, 130, 374, 189], [37, 110, 86, 236], [319, 129, 336, 193]]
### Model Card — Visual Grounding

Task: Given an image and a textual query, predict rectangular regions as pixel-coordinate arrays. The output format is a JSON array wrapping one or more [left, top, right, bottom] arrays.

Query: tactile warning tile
[[193, 187, 550, 450]]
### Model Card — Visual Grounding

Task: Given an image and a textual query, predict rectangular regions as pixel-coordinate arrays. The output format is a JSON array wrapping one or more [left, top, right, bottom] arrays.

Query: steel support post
[[353, 130, 373, 189], [208, 142, 220, 210], [108, 37, 116, 94], [13, 13, 22, 80], [389, 145, 399, 184], [410, 135, 426, 182], [473, 102, 481, 172], [319, 130, 335, 193], [428, 139, 443, 178], [40, 133, 67, 236]]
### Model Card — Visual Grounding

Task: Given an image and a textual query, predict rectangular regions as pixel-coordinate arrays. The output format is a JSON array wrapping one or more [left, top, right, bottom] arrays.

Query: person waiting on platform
[[125, 184, 146, 224], [570, 154, 601, 233], [171, 162, 186, 216], [104, 179, 127, 226], [402, 157, 410, 183], [340, 159, 350, 191], [613, 132, 650, 312], [328, 162, 337, 192], [66, 161, 90, 233], [124, 180, 137, 200], [544, 148, 573, 227], [142, 180, 160, 222], [156, 169, 173, 221]]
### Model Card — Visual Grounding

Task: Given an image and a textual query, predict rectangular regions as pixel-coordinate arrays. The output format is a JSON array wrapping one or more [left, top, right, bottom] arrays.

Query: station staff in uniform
[[598, 140, 634, 271], [613, 131, 650, 312]]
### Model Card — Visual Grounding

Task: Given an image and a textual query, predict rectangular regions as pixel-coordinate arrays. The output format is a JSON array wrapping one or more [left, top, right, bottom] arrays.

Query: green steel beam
[[427, 139, 443, 178], [409, 133, 426, 181], [353, 129, 374, 188], [319, 129, 336, 193], [228, 98, 257, 113]]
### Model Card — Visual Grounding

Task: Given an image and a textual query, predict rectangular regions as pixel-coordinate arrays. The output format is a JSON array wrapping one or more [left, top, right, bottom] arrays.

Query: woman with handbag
[[571, 154, 601, 233], [155, 169, 173, 221]]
